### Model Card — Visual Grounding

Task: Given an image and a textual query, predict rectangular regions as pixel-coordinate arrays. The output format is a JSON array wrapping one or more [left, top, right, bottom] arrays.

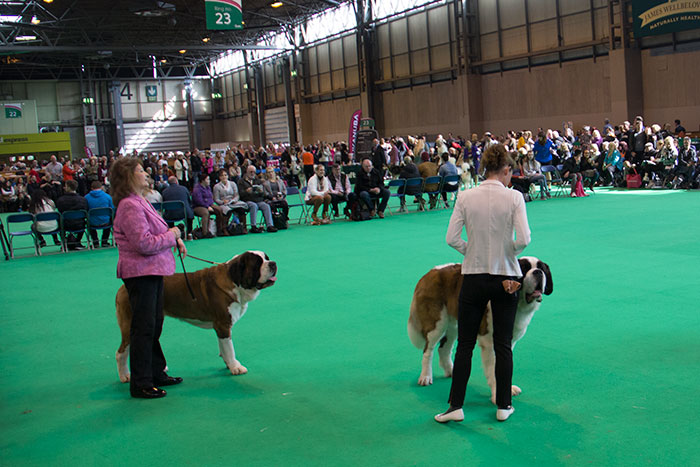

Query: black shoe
[[266, 226, 278, 233], [101, 241, 110, 248], [250, 226, 263, 233], [39, 240, 47, 248], [93, 242, 99, 249], [204, 232, 215, 239], [154, 375, 183, 386], [130, 386, 167, 399]]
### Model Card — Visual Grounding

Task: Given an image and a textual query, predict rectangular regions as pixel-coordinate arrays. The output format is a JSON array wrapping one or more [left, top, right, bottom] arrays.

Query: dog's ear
[[518, 257, 532, 278], [228, 255, 247, 288], [538, 261, 553, 295]]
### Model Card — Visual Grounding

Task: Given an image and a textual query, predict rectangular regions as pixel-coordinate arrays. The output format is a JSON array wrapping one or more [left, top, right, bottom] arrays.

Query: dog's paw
[[229, 364, 248, 376], [511, 385, 522, 396], [119, 373, 131, 383], [418, 375, 433, 386]]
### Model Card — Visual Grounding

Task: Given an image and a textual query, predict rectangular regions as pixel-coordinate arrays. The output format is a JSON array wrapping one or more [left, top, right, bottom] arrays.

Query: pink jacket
[[114, 193, 176, 279]]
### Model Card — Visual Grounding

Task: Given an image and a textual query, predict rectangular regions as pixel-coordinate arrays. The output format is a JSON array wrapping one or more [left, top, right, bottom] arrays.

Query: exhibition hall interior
[[1, 1, 699, 465]]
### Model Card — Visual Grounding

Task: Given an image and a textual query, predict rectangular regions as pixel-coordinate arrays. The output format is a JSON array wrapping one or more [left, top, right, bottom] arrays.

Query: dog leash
[[185, 254, 223, 265], [177, 248, 197, 301]]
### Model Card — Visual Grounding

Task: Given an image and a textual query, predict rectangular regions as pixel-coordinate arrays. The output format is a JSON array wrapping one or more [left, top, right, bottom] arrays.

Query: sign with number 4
[[206, 0, 243, 30]]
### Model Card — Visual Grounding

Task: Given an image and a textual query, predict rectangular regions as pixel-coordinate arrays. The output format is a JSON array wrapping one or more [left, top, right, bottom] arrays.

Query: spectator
[[45, 155, 63, 181], [398, 155, 424, 212], [0, 176, 18, 212], [328, 163, 354, 217], [561, 149, 586, 197], [29, 188, 61, 248], [238, 165, 277, 233], [519, 149, 550, 199], [174, 153, 189, 187], [533, 132, 555, 167], [192, 174, 226, 238], [263, 167, 289, 220], [674, 119, 686, 137], [305, 164, 333, 225], [161, 177, 194, 239], [143, 177, 163, 204], [62, 160, 76, 182], [355, 158, 390, 218], [671, 137, 696, 189], [658, 136, 678, 185], [418, 151, 440, 209], [301, 146, 315, 184], [371, 138, 387, 174], [213, 169, 249, 232], [56, 179, 88, 250], [85, 180, 115, 248], [438, 152, 459, 208], [602, 141, 624, 186]]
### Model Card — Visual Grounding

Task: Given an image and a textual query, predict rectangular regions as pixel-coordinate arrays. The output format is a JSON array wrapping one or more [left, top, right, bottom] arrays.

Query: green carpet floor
[[1, 189, 699, 466]]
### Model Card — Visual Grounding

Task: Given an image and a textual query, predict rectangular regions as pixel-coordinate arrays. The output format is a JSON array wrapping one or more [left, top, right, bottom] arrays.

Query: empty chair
[[6, 213, 37, 258], [286, 186, 308, 224]]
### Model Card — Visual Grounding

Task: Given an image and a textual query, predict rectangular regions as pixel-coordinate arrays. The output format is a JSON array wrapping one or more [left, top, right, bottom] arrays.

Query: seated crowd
[[0, 116, 695, 248]]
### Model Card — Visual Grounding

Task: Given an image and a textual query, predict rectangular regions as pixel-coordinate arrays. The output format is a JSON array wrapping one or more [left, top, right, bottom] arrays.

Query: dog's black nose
[[533, 269, 544, 276], [269, 261, 277, 274]]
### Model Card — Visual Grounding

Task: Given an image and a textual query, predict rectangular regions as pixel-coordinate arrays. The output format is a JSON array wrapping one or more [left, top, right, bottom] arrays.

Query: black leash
[[177, 248, 197, 301], [177, 252, 223, 301]]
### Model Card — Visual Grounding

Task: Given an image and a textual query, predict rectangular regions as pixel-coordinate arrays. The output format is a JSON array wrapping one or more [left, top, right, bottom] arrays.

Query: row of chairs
[[2, 207, 114, 258]]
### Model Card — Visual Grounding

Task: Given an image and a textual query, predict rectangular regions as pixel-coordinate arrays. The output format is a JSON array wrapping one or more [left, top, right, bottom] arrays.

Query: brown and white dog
[[408, 256, 552, 403], [115, 251, 277, 382]]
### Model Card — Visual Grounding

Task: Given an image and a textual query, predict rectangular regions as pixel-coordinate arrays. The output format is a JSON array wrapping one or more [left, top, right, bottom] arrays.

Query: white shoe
[[496, 406, 514, 422], [434, 408, 464, 423]]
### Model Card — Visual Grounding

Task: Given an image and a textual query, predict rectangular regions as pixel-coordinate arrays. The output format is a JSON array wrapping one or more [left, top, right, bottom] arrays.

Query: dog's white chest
[[228, 301, 248, 325]]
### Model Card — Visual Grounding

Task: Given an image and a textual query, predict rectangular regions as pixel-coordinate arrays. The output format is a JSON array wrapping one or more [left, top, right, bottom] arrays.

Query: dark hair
[[109, 157, 142, 207], [91, 180, 103, 190], [481, 144, 515, 175], [441, 153, 449, 163], [65, 180, 78, 192], [29, 188, 50, 214]]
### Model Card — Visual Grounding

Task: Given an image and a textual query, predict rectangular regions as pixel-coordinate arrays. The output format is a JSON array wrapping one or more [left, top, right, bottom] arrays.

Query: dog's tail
[[407, 300, 426, 349]]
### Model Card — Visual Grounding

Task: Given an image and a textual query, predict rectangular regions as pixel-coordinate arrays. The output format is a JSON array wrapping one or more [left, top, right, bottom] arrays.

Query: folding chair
[[88, 207, 114, 248], [0, 218, 10, 260], [404, 177, 425, 212], [162, 200, 187, 226], [286, 186, 309, 224], [555, 165, 572, 194], [423, 176, 443, 209], [151, 202, 163, 213], [385, 179, 406, 215], [34, 212, 63, 255], [61, 210, 90, 251], [6, 213, 37, 258], [440, 174, 461, 208], [541, 165, 564, 197]]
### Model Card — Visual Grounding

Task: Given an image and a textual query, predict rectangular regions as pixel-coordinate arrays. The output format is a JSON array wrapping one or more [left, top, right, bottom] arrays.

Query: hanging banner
[[348, 109, 362, 156], [4, 103, 22, 119], [205, 0, 243, 30], [633, 1, 700, 37]]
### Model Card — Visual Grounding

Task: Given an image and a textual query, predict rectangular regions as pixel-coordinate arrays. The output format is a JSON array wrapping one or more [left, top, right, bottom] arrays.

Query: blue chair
[[541, 165, 564, 197], [88, 207, 114, 248], [34, 212, 63, 255], [440, 174, 461, 207], [61, 210, 89, 251], [423, 176, 443, 209], [385, 179, 406, 215], [151, 202, 163, 213], [404, 177, 425, 211], [6, 213, 37, 258], [162, 200, 187, 225], [285, 186, 307, 225]]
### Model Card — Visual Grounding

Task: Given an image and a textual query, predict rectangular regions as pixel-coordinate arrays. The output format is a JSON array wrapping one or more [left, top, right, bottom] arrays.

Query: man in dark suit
[[162, 176, 194, 238], [56, 179, 88, 250], [371, 138, 387, 176], [355, 159, 389, 218]]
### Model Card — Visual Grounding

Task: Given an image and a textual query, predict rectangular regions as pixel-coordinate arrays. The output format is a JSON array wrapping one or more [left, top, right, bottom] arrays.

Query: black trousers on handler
[[123, 275, 168, 391], [448, 273, 518, 410]]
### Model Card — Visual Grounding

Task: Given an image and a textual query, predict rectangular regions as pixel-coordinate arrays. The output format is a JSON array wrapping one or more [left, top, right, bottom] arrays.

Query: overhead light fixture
[[270, 2, 283, 8], [0, 16, 22, 23], [160, 59, 167, 63], [43, 0, 54, 3], [202, 37, 210, 43], [16, 35, 37, 41], [179, 49, 186, 54], [31, 15, 40, 24]]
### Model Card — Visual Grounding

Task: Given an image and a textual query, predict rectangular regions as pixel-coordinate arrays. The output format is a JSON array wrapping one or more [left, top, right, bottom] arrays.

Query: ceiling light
[[179, 49, 186, 54], [43, 0, 54, 3], [0, 15, 22, 23], [270, 2, 283, 8], [16, 35, 37, 41], [31, 15, 40, 24], [202, 37, 210, 43], [160, 59, 167, 63]]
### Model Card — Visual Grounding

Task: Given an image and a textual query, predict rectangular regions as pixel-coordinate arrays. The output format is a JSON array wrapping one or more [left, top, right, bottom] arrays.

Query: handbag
[[271, 211, 288, 230], [626, 168, 642, 188]]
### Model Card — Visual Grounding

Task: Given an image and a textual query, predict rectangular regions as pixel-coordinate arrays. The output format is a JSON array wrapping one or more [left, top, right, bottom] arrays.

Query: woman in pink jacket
[[110, 157, 187, 399]]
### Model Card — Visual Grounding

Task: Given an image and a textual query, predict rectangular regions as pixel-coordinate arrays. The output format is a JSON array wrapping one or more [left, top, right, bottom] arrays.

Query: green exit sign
[[82, 97, 94, 104], [211, 92, 223, 99], [205, 0, 243, 30]]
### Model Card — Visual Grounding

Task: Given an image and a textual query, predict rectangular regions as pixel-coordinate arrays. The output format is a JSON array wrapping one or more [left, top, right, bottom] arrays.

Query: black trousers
[[448, 274, 518, 409], [123, 275, 167, 389]]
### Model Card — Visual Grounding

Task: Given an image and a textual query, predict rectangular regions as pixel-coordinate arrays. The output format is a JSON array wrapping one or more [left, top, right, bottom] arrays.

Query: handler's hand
[[176, 238, 187, 257], [169, 226, 181, 239]]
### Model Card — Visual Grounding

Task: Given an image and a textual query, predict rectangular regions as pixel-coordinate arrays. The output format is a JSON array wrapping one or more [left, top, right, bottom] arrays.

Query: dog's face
[[518, 256, 553, 304], [228, 251, 277, 290]]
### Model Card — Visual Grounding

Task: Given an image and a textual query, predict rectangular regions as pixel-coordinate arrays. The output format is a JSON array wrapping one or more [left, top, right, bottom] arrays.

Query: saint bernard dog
[[115, 251, 277, 382], [408, 256, 552, 403]]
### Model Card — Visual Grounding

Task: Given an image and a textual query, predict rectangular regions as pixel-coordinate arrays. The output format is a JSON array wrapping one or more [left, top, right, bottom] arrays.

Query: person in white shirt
[[305, 164, 332, 225], [435, 144, 531, 424]]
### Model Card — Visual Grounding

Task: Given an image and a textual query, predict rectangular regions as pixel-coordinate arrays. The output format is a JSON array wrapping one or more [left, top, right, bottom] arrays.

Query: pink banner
[[348, 109, 362, 155]]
